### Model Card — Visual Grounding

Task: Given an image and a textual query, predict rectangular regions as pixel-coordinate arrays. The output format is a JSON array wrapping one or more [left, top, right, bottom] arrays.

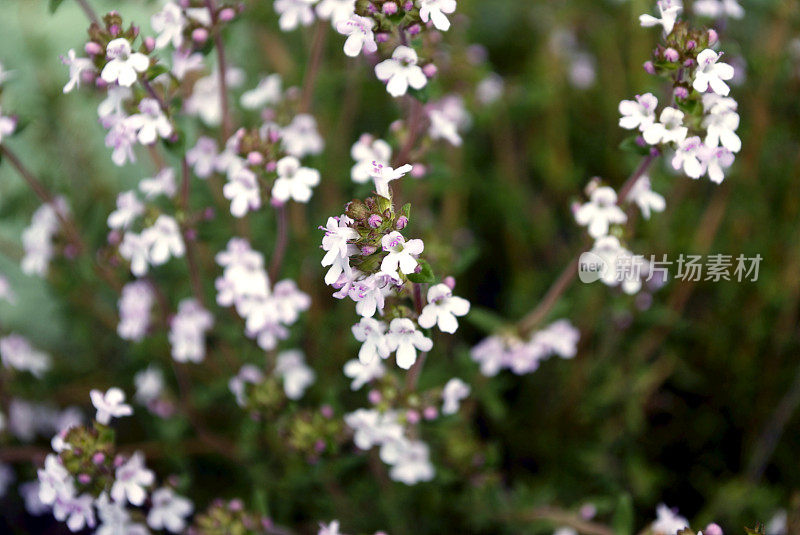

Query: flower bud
[[78, 473, 91, 484], [664, 47, 679, 62], [407, 24, 422, 36], [92, 452, 106, 465], [382, 2, 398, 15], [686, 40, 696, 51], [708, 29, 719, 46], [85, 41, 103, 56], [314, 439, 326, 453], [375, 32, 390, 43], [192, 28, 209, 44], [395, 215, 408, 230], [361, 245, 377, 256], [219, 7, 236, 22], [368, 214, 383, 228], [423, 406, 438, 420], [443, 276, 456, 289], [109, 24, 121, 37], [404, 1, 413, 10], [247, 151, 264, 166], [204, 207, 216, 220], [704, 524, 723, 535], [580, 503, 597, 520], [673, 86, 689, 99], [683, 58, 695, 68], [320, 405, 334, 418], [265, 160, 277, 172], [410, 164, 426, 178], [406, 410, 420, 424], [423, 63, 438, 78], [144, 36, 156, 52], [643, 61, 656, 74], [228, 499, 244, 512], [368, 389, 382, 404]]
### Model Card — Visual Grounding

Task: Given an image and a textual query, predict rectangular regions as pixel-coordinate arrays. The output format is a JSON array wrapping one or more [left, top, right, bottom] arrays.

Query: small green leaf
[[48, 0, 66, 14], [146, 64, 170, 81], [407, 259, 435, 284], [619, 135, 650, 156], [612, 493, 634, 535]]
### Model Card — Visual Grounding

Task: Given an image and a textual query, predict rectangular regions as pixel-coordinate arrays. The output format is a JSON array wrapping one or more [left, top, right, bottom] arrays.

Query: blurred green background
[[1, 0, 800, 533]]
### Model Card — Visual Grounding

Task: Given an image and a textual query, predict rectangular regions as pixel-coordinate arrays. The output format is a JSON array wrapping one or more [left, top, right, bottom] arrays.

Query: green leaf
[[619, 135, 650, 156], [407, 259, 435, 284], [48, 0, 66, 14], [146, 64, 170, 81], [612, 493, 634, 535]]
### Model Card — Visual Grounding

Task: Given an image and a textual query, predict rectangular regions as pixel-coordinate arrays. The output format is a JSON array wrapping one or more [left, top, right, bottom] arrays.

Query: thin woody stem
[[269, 205, 289, 281], [75, 0, 99, 25], [299, 22, 328, 114], [517, 152, 658, 335], [404, 282, 427, 391], [206, 0, 233, 140], [181, 157, 206, 306]]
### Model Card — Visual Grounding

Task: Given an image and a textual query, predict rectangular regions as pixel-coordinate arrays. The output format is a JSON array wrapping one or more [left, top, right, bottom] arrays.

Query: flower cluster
[[0, 334, 52, 377], [34, 388, 193, 533], [21, 198, 69, 277], [215, 238, 310, 351]]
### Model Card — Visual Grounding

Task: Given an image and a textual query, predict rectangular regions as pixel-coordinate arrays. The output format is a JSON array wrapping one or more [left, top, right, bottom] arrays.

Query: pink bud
[[423, 406, 438, 420], [423, 63, 438, 78], [114, 454, 125, 468], [708, 29, 719, 45], [664, 47, 679, 62], [131, 26, 140, 38], [265, 160, 277, 172], [247, 151, 264, 166], [382, 2, 398, 15], [109, 24, 120, 36], [407, 24, 422, 36], [368, 389, 382, 405], [314, 439, 326, 453], [320, 405, 334, 419], [78, 474, 91, 484], [395, 215, 408, 230], [443, 276, 456, 290], [192, 28, 209, 44], [144, 36, 156, 52], [673, 86, 689, 99], [686, 40, 696, 50], [406, 410, 421, 424], [92, 452, 106, 465], [704, 524, 723, 535], [85, 41, 103, 56], [219, 7, 236, 22], [185, 228, 197, 241], [361, 245, 377, 256], [368, 214, 383, 228], [107, 230, 121, 245], [270, 196, 285, 208], [228, 499, 244, 512], [579, 503, 597, 520], [375, 32, 390, 43], [204, 207, 216, 220], [404, 1, 413, 10], [683, 58, 695, 67], [643, 61, 656, 74]]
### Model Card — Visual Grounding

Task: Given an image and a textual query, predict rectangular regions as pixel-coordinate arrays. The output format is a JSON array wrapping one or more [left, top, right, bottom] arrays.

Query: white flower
[[108, 191, 144, 230], [694, 0, 744, 19], [105, 117, 139, 166], [241, 74, 283, 109], [618, 93, 658, 131], [382, 439, 435, 484], [336, 15, 377, 57], [140, 167, 177, 199], [375, 46, 427, 97], [61, 49, 94, 93], [476, 74, 504, 105], [321, 215, 358, 268], [53, 492, 96, 532], [316, 0, 355, 25], [418, 283, 470, 334], [171, 48, 204, 80], [101, 38, 150, 87], [185, 67, 244, 126], [352, 317, 390, 364], [90, 387, 133, 425], [0, 335, 51, 377], [351, 134, 392, 183], [147, 487, 193, 533], [95, 493, 149, 535], [349, 274, 389, 317], [588, 236, 646, 294], [111, 452, 155, 506], [98, 86, 132, 125], [38, 454, 73, 505], [127, 98, 173, 145], [419, 0, 457, 31], [272, 156, 320, 203], [117, 280, 154, 341], [274, 0, 318, 31], [625, 175, 665, 219], [427, 95, 470, 147], [0, 106, 16, 142], [151, 2, 186, 49], [703, 145, 735, 184], [144, 215, 185, 266], [281, 113, 324, 157], [702, 102, 741, 152], [187, 136, 219, 178], [344, 357, 385, 390], [639, 0, 682, 35], [229, 364, 264, 406], [693, 49, 735, 96], [318, 520, 342, 535], [651, 504, 689, 535], [386, 318, 433, 369], [169, 299, 213, 363], [642, 107, 688, 145], [672, 136, 706, 178], [441, 378, 470, 415], [134, 366, 163, 404], [344, 408, 403, 450], [119, 232, 151, 276], [574, 186, 627, 238], [275, 350, 315, 400], [380, 231, 424, 278], [370, 162, 413, 198], [224, 165, 262, 216]]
